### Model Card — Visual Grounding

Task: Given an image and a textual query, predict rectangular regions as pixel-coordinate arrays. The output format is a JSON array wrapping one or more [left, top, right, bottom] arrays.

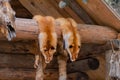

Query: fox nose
[[71, 58, 76, 62], [45, 59, 51, 63], [71, 55, 77, 62], [45, 56, 53, 63]]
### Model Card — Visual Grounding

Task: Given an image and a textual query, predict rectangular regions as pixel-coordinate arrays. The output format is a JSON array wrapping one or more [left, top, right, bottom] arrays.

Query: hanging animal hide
[[0, 0, 16, 41], [106, 39, 120, 80]]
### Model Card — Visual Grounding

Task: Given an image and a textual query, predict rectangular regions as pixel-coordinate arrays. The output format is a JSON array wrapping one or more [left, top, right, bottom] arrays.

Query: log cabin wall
[[0, 0, 119, 80], [0, 40, 106, 80]]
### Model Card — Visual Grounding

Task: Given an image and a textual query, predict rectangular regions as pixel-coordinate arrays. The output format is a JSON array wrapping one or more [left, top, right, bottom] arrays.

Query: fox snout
[[45, 59, 51, 63], [45, 58, 52, 63], [44, 55, 53, 63], [70, 54, 78, 62]]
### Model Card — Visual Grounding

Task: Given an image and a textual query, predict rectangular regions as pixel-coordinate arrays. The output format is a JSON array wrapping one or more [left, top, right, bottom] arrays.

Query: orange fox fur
[[55, 18, 81, 61], [55, 18, 81, 80], [33, 15, 57, 64], [32, 16, 80, 80], [33, 15, 57, 80]]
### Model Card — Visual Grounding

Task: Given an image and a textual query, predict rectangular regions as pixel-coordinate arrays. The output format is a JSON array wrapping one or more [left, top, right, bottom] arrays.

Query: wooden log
[[0, 53, 99, 71], [0, 68, 35, 80], [19, 0, 63, 17], [0, 53, 34, 69], [68, 72, 89, 80], [48, 0, 84, 23], [19, 0, 84, 23], [10, 0, 33, 18], [0, 18, 117, 44], [0, 18, 39, 40], [68, 0, 95, 24], [0, 54, 96, 80], [67, 58, 99, 73], [48, 0, 72, 18], [78, 24, 117, 44], [79, 43, 111, 58], [55, 0, 84, 23], [76, 0, 120, 31], [0, 40, 33, 54], [0, 68, 89, 80], [0, 40, 111, 56]]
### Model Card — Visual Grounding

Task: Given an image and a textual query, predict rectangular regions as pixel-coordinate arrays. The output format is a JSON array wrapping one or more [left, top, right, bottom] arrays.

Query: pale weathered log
[[0, 18, 38, 40], [0, 18, 117, 44], [78, 24, 117, 44]]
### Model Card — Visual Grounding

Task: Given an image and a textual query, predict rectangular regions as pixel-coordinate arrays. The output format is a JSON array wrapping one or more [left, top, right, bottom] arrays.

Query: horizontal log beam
[[0, 40, 34, 54], [0, 41, 111, 57], [67, 58, 99, 73], [0, 68, 35, 80], [0, 68, 89, 80], [0, 53, 98, 80], [76, 0, 120, 31], [68, 0, 95, 24], [0, 53, 99, 71], [0, 53, 34, 69], [0, 18, 118, 44]]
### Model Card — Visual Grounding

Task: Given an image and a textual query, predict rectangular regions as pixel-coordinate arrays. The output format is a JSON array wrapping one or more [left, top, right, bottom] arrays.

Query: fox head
[[64, 32, 81, 61], [33, 15, 57, 63], [39, 32, 57, 63], [56, 18, 81, 62]]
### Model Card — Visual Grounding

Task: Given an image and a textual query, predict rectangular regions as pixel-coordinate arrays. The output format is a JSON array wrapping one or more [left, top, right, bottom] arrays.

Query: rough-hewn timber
[[0, 18, 117, 44]]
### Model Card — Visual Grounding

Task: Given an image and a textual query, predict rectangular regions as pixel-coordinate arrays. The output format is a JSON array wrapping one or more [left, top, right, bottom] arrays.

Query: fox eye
[[51, 46, 55, 50], [78, 46, 80, 48], [44, 49, 47, 52], [69, 45, 73, 48]]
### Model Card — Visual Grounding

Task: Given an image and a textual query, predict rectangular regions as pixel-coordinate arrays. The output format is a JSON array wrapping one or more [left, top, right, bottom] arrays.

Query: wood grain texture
[[0, 51, 98, 80], [0, 52, 99, 70], [77, 0, 120, 31], [19, 0, 62, 17], [0, 68, 90, 80], [0, 18, 117, 44], [0, 0, 117, 80], [10, 0, 32, 18], [0, 40, 110, 59], [19, 0, 84, 23], [55, 0, 84, 23], [68, 0, 95, 24]]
